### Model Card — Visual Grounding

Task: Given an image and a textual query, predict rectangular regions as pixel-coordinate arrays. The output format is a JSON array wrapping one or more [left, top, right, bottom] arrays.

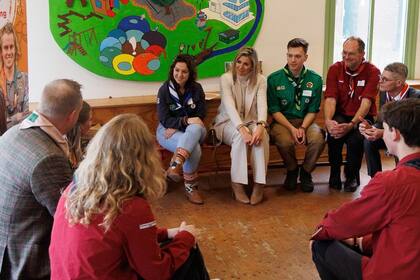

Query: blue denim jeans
[[156, 123, 206, 173]]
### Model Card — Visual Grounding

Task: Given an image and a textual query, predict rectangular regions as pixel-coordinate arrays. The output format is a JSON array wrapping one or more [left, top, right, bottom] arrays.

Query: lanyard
[[344, 61, 366, 98], [386, 83, 409, 102]]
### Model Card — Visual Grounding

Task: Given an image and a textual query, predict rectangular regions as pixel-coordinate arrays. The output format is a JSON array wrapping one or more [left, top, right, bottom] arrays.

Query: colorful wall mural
[[49, 0, 265, 81]]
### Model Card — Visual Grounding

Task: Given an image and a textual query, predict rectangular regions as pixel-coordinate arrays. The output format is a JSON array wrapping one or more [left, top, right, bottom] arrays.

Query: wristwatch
[[256, 121, 268, 128]]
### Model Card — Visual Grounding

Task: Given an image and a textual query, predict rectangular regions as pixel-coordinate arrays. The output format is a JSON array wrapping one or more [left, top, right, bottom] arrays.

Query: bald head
[[39, 79, 83, 120]]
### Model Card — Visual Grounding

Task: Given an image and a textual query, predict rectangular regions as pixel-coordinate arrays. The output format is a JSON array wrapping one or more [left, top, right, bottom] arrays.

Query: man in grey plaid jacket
[[0, 79, 83, 279]]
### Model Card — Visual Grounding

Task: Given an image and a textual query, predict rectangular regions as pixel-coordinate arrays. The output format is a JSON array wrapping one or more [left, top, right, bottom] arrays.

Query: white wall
[[27, 0, 326, 102]]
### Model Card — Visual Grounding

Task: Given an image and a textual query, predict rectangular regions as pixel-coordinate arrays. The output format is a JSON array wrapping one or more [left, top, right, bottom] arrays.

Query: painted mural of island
[[132, 0, 196, 30]]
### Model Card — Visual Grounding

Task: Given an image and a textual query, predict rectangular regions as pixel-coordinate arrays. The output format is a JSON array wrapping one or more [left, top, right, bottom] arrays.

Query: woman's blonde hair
[[231, 46, 259, 87], [66, 114, 166, 231]]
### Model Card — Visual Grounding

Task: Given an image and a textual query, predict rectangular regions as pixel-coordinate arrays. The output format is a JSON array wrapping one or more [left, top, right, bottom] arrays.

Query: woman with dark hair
[[213, 47, 269, 205], [156, 54, 207, 204], [49, 114, 210, 280], [67, 100, 92, 168]]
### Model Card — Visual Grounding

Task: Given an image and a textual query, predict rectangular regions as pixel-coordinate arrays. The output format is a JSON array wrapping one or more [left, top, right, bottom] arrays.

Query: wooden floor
[[151, 156, 395, 280]]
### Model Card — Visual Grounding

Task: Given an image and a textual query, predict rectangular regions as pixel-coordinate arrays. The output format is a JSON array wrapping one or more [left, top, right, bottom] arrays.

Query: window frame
[[323, 0, 419, 78]]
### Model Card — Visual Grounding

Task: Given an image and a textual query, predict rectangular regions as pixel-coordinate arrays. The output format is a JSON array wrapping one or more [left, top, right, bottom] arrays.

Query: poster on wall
[[0, 0, 28, 134], [49, 0, 264, 82]]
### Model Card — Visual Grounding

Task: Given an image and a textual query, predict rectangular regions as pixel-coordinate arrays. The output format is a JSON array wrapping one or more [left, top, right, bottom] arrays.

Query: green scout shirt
[[267, 67, 322, 119]]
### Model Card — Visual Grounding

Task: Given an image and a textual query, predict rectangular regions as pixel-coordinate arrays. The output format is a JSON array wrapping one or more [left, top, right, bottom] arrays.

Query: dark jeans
[[172, 245, 210, 280], [138, 244, 210, 280], [327, 114, 373, 180], [364, 138, 399, 177], [364, 138, 386, 177], [312, 240, 363, 280]]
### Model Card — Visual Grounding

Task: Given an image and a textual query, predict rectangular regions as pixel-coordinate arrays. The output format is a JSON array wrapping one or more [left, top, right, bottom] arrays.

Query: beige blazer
[[214, 72, 267, 139]]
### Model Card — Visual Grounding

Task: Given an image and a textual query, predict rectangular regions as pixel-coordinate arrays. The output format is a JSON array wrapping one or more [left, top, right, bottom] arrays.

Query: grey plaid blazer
[[0, 126, 72, 279]]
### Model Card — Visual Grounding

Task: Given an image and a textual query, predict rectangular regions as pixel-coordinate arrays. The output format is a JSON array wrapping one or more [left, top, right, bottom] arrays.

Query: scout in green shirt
[[267, 66, 322, 119], [268, 38, 325, 192]]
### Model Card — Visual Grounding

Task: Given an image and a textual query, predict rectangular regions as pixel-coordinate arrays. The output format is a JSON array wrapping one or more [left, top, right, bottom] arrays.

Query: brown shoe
[[185, 184, 204, 204], [166, 163, 182, 182], [231, 182, 250, 204], [166, 151, 185, 182], [250, 183, 264, 205]]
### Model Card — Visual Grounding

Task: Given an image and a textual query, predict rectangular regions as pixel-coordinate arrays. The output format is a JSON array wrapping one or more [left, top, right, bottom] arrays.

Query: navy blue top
[[157, 81, 206, 131]]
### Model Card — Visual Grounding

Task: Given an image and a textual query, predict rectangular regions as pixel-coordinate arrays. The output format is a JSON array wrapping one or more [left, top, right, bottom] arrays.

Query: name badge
[[357, 80, 365, 87], [302, 90, 312, 97], [277, 85, 285, 91]]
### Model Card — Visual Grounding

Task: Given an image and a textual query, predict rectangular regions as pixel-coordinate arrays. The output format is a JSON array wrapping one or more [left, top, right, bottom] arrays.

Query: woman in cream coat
[[214, 47, 269, 205]]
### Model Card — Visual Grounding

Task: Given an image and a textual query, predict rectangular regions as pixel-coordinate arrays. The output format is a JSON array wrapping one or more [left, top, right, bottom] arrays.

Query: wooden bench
[[87, 92, 329, 173]]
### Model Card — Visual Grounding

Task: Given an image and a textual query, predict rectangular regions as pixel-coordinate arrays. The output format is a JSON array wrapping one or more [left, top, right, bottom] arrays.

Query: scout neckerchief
[[283, 65, 307, 111], [344, 61, 366, 99], [168, 81, 193, 114], [1, 65, 18, 114], [386, 83, 409, 102], [19, 111, 70, 157]]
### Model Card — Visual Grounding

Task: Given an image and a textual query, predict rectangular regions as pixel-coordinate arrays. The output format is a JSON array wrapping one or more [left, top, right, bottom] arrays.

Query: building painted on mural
[[209, 0, 250, 25]]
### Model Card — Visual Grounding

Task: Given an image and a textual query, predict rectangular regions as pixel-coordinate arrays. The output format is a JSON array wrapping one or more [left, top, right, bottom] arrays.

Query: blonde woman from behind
[[49, 114, 210, 280]]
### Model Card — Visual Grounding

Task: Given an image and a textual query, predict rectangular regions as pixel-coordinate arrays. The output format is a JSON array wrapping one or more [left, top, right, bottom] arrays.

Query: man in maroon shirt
[[324, 37, 380, 192], [311, 98, 420, 280]]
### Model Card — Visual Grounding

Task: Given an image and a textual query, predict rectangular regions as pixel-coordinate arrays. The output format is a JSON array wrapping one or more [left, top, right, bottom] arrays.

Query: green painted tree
[[150, 0, 176, 15]]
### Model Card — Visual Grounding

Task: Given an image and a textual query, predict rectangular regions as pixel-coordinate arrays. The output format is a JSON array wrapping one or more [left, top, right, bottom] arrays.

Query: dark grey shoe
[[284, 168, 299, 191], [300, 168, 314, 192], [344, 177, 359, 192], [329, 168, 342, 190]]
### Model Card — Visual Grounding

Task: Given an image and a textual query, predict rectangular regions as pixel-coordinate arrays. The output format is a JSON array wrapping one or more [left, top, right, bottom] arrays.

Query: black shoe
[[299, 168, 314, 192], [344, 177, 359, 192], [284, 168, 299, 191], [329, 175, 342, 190]]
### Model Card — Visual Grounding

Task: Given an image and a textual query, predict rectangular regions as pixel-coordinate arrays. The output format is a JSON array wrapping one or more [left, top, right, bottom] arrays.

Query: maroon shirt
[[325, 61, 380, 117], [313, 152, 420, 279], [49, 187, 195, 280]]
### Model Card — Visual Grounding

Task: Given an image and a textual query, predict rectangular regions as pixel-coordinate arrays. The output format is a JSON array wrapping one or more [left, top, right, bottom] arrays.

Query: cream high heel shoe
[[231, 182, 250, 204], [250, 183, 264, 205]]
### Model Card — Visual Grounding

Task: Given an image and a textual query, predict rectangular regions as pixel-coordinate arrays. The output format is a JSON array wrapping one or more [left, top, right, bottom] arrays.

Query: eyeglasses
[[379, 75, 396, 83]]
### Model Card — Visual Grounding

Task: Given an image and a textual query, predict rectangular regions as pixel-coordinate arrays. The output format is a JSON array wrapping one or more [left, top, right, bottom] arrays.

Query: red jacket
[[49, 188, 195, 280], [324, 61, 380, 117], [313, 152, 420, 279]]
